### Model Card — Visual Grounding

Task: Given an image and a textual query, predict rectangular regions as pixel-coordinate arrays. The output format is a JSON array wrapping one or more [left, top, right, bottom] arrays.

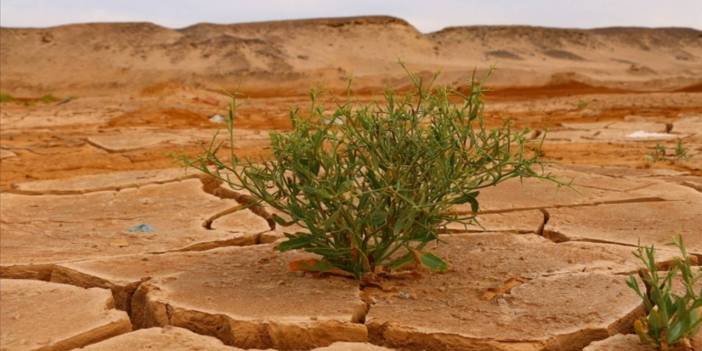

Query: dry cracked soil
[[2, 92, 700, 350], [1, 17, 702, 351]]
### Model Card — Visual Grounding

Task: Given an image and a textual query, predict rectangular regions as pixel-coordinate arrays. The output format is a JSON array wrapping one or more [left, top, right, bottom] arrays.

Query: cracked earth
[[1, 88, 701, 351]]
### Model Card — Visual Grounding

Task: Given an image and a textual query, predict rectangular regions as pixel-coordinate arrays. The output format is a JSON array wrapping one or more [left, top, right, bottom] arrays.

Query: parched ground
[[1, 84, 700, 351], [1, 17, 702, 351]]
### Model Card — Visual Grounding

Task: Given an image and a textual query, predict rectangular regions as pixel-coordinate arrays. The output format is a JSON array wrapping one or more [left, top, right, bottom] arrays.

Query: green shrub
[[185, 70, 551, 278], [627, 236, 701, 350]]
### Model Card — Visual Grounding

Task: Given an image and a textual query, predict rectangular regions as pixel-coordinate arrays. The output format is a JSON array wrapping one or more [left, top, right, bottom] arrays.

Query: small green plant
[[646, 144, 668, 162], [38, 94, 60, 104], [576, 99, 589, 110], [185, 69, 552, 279], [626, 236, 701, 350], [646, 141, 691, 163], [674, 139, 690, 161], [0, 92, 15, 103]]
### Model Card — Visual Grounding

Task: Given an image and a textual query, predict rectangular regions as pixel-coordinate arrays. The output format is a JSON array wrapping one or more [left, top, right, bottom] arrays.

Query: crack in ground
[[202, 204, 248, 230], [438, 228, 536, 235], [537, 208, 550, 235], [543, 235, 702, 266], [462, 196, 669, 216], [0, 263, 150, 331], [155, 230, 273, 253], [199, 176, 276, 230], [0, 237, 280, 325], [3, 217, 140, 225], [84, 138, 120, 153], [681, 180, 702, 193], [3, 175, 695, 350], [4, 174, 199, 196], [361, 272, 648, 351], [129, 280, 370, 349]]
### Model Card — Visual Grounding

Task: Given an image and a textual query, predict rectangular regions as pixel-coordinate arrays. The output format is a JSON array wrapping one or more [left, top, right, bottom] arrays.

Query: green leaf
[[419, 252, 447, 272], [289, 203, 306, 220], [667, 319, 685, 344], [277, 234, 314, 252], [302, 185, 333, 200], [271, 214, 290, 225], [452, 191, 479, 205], [370, 210, 386, 227], [387, 252, 414, 270], [297, 259, 336, 273]]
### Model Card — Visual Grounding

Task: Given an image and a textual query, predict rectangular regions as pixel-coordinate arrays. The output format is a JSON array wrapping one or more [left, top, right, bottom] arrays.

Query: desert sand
[[1, 16, 701, 351]]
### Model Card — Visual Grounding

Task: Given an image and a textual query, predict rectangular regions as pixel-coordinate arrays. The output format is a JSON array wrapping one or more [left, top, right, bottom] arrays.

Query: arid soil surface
[[1, 16, 701, 351]]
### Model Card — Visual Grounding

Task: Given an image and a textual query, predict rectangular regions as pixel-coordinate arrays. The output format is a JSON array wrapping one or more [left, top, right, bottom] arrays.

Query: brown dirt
[[0, 279, 131, 350]]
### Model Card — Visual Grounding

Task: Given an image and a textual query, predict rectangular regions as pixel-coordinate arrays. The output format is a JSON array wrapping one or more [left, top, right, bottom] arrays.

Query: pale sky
[[1, 0, 701, 32]]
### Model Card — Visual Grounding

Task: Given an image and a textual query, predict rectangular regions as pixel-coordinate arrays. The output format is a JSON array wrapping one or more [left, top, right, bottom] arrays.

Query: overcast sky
[[2, 0, 701, 32]]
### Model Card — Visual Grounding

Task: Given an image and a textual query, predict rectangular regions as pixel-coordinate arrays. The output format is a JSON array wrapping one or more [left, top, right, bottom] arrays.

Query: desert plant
[[626, 236, 701, 350], [674, 139, 690, 161], [0, 92, 15, 103], [576, 99, 589, 110], [646, 144, 668, 162], [38, 94, 60, 104], [184, 70, 552, 278], [646, 141, 691, 163]]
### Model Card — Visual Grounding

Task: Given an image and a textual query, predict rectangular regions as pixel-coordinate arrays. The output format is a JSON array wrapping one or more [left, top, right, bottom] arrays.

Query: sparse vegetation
[[674, 139, 690, 161], [626, 236, 701, 351], [0, 92, 15, 103], [576, 99, 589, 110], [38, 94, 60, 104], [646, 143, 668, 162], [0, 92, 64, 105], [646, 140, 691, 163], [184, 69, 552, 278]]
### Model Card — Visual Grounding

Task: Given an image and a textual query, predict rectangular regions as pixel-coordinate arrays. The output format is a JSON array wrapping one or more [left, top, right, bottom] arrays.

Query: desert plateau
[[1, 13, 701, 351]]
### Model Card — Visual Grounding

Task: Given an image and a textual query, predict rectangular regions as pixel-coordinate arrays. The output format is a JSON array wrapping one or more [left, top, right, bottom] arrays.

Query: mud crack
[[6, 174, 199, 196], [537, 208, 550, 235], [468, 196, 668, 216], [199, 175, 275, 230]]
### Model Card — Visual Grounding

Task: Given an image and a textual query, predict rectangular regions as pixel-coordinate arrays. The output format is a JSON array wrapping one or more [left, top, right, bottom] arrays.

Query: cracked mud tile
[[0, 279, 131, 351], [363, 233, 669, 351], [86, 130, 193, 152], [311, 342, 394, 350], [78, 328, 392, 350], [584, 333, 702, 351], [86, 128, 268, 153], [452, 166, 657, 213], [627, 178, 702, 201], [76, 327, 245, 350], [0, 179, 271, 271], [52, 244, 368, 350], [545, 200, 702, 255], [443, 209, 546, 234], [10, 168, 197, 195]]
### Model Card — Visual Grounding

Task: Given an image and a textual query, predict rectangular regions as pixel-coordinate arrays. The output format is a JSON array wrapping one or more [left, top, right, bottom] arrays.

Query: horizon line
[[1, 15, 700, 34]]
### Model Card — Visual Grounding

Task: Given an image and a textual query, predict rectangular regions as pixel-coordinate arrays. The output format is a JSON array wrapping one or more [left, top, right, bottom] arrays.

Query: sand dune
[[1, 16, 701, 96], [2, 15, 702, 351]]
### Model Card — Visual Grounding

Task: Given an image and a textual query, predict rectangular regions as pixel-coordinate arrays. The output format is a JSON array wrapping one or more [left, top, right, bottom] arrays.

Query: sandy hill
[[1, 16, 701, 96]]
